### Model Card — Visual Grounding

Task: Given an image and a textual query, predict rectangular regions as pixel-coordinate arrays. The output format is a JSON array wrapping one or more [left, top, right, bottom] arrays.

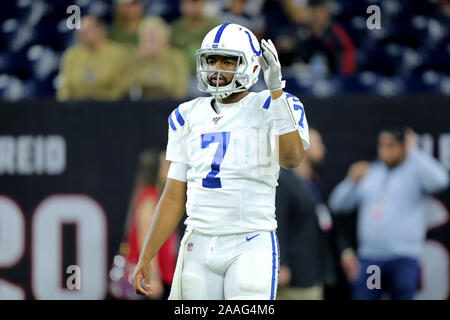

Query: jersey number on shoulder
[[286, 93, 305, 128], [201, 131, 230, 189]]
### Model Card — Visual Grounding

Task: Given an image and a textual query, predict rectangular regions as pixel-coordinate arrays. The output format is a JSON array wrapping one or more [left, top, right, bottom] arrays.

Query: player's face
[[377, 132, 406, 168], [206, 55, 238, 87]]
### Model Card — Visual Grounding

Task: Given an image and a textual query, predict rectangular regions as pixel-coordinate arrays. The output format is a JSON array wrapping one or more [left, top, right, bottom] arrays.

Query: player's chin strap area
[[168, 226, 194, 300]]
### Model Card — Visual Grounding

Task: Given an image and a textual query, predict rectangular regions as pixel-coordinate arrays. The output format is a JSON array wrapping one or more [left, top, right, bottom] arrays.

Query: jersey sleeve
[[167, 161, 188, 182], [166, 106, 189, 164], [284, 93, 310, 150]]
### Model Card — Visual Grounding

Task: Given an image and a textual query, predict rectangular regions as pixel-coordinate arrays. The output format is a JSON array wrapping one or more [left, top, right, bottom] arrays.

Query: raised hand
[[258, 39, 285, 92]]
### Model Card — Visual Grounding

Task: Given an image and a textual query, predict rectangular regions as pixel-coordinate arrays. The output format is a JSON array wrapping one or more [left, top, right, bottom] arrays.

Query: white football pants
[[168, 228, 280, 300]]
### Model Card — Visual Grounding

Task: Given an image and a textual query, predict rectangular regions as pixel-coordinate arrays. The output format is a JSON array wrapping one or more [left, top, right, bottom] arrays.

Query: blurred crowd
[[0, 0, 449, 101]]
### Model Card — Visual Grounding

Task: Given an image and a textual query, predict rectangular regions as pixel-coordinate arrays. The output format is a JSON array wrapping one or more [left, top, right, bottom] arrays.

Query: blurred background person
[[264, 0, 356, 77], [276, 128, 352, 300], [170, 0, 222, 76], [108, 0, 145, 49], [129, 17, 189, 100], [220, 0, 264, 39], [299, 0, 356, 77], [109, 149, 178, 300], [293, 0, 356, 77], [329, 127, 449, 300], [57, 16, 129, 101], [262, 0, 310, 67]]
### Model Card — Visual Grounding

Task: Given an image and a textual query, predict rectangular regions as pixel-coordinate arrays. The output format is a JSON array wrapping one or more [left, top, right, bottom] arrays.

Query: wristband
[[270, 92, 297, 135]]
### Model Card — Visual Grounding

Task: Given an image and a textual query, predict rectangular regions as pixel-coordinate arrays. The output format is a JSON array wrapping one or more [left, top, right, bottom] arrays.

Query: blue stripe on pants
[[270, 231, 277, 300]]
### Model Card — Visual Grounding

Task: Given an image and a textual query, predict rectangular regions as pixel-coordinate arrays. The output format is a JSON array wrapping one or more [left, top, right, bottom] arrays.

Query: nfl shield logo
[[187, 242, 194, 251]]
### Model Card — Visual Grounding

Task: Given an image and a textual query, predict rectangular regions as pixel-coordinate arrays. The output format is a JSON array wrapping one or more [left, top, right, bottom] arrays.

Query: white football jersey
[[166, 90, 309, 235]]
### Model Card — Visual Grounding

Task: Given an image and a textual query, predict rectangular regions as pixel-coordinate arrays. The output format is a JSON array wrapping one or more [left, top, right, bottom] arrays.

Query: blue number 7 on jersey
[[201, 131, 230, 189]]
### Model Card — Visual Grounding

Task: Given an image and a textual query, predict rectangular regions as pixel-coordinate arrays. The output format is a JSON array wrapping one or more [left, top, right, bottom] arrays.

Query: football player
[[133, 23, 310, 300]]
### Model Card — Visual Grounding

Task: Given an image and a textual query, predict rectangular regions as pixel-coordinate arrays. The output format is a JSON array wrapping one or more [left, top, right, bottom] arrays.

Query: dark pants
[[351, 257, 420, 300]]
